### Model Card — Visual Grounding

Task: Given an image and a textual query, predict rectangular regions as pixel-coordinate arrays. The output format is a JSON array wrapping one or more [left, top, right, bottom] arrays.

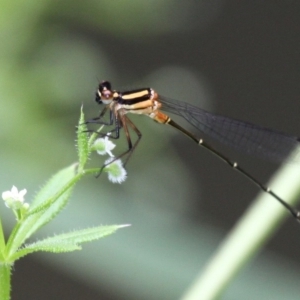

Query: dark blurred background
[[1, 1, 300, 299]]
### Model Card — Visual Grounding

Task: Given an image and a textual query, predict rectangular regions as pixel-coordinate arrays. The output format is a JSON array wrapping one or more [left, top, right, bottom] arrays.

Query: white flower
[[2, 186, 28, 210], [104, 158, 127, 184], [93, 135, 115, 157]]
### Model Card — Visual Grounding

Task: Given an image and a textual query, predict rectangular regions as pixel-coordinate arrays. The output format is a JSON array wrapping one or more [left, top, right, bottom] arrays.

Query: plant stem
[[181, 150, 300, 300], [0, 263, 11, 300]]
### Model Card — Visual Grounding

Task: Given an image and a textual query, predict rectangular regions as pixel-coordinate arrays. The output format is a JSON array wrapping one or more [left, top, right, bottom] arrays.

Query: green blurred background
[[1, 1, 300, 299]]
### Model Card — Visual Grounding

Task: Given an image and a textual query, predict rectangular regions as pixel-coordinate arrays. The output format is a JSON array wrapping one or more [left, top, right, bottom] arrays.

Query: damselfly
[[86, 80, 300, 221]]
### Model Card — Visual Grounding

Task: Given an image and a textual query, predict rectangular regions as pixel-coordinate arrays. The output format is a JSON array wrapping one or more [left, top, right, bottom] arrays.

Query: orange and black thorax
[[96, 81, 170, 124]]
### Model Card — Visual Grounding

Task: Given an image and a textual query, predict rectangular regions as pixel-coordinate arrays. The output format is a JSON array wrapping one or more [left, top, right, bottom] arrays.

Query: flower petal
[[104, 158, 127, 184], [2, 191, 12, 200]]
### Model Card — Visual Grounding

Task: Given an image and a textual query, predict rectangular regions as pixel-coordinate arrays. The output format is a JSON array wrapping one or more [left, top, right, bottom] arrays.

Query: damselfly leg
[[85, 104, 142, 176]]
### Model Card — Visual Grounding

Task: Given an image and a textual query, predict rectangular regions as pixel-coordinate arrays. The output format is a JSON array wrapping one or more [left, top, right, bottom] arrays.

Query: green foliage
[[0, 109, 130, 300], [5, 165, 78, 257], [77, 106, 89, 172], [9, 225, 128, 262]]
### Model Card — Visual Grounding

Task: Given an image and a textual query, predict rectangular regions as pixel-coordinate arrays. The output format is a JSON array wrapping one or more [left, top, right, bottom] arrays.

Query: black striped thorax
[[116, 88, 153, 105]]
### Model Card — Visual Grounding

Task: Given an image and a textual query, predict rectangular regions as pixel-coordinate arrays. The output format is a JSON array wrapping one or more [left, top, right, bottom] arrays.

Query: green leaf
[[9, 242, 81, 261], [6, 164, 78, 257], [77, 106, 105, 157], [9, 224, 129, 262], [77, 106, 89, 172], [40, 224, 129, 245], [30, 164, 77, 210], [0, 219, 6, 260]]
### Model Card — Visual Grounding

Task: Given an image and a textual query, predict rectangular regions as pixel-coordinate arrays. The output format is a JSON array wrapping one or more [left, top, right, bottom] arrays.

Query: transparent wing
[[160, 96, 300, 162]]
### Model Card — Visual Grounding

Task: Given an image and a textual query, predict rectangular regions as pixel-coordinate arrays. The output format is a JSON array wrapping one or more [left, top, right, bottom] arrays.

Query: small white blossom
[[93, 135, 115, 157], [104, 158, 127, 184], [2, 186, 28, 210]]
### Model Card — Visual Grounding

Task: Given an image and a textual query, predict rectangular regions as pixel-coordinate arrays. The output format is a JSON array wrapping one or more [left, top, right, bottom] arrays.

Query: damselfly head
[[96, 81, 113, 104]]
